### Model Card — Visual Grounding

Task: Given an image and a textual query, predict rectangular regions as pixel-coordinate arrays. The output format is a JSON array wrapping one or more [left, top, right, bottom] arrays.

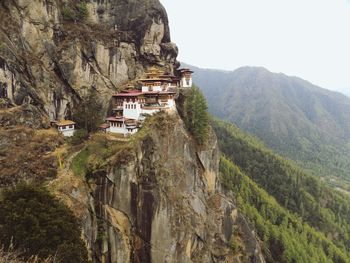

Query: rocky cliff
[[0, 1, 265, 262], [0, 0, 178, 125], [52, 112, 264, 263]]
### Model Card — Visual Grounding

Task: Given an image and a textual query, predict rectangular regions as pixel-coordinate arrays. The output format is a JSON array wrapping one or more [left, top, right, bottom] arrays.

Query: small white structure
[[56, 120, 75, 137], [107, 117, 139, 136], [178, 68, 193, 88]]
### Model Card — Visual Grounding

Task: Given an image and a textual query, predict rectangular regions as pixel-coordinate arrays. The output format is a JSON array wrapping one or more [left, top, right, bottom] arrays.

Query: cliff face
[[52, 113, 264, 263], [0, 0, 177, 125], [90, 114, 232, 262], [0, 1, 265, 262]]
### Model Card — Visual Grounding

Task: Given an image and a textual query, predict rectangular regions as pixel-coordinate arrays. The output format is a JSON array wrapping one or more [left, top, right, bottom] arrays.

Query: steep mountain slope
[[0, 0, 178, 126], [0, 1, 266, 262], [187, 64, 350, 184], [213, 118, 350, 262], [52, 112, 265, 263]]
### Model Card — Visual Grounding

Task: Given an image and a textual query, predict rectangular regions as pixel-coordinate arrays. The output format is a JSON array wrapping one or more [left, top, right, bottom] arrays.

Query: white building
[[139, 67, 168, 93], [106, 67, 192, 136], [178, 68, 194, 88], [56, 120, 76, 137], [107, 116, 138, 136]]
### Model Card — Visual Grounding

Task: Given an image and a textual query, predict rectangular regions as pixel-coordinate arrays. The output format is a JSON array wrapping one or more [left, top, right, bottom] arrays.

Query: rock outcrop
[[0, 0, 178, 124], [54, 113, 264, 263], [90, 114, 233, 262]]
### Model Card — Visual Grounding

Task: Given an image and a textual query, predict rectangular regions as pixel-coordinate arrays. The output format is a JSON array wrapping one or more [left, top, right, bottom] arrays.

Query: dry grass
[[0, 247, 52, 263], [0, 127, 63, 186]]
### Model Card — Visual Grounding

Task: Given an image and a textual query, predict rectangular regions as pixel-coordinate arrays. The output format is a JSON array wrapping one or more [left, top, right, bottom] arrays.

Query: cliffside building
[[178, 68, 194, 88], [105, 67, 193, 136], [55, 120, 76, 137]]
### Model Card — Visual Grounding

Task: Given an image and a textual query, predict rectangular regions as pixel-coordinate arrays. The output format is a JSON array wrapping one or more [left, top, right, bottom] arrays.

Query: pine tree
[[73, 89, 103, 132], [184, 86, 210, 145]]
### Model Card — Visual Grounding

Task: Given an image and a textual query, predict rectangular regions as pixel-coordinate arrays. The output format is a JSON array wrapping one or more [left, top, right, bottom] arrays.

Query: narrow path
[[47, 145, 86, 188], [61, 146, 86, 176]]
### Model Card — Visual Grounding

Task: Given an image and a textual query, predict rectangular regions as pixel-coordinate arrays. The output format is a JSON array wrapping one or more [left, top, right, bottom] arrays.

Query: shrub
[[61, 7, 75, 21], [62, 2, 89, 22], [72, 148, 90, 177], [0, 184, 88, 263], [69, 129, 88, 145], [77, 3, 89, 21]]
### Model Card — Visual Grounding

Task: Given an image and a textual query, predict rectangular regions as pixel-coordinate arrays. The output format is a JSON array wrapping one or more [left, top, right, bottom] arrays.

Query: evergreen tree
[[0, 184, 88, 262], [73, 89, 104, 133], [184, 86, 210, 145]]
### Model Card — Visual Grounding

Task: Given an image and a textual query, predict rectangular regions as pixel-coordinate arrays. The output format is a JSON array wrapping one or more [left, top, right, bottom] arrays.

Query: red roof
[[113, 92, 143, 97], [114, 90, 175, 98], [143, 91, 175, 95], [138, 78, 170, 82], [106, 116, 125, 122], [159, 91, 176, 95], [99, 123, 110, 129], [178, 68, 194, 74], [123, 89, 142, 93], [106, 116, 138, 123]]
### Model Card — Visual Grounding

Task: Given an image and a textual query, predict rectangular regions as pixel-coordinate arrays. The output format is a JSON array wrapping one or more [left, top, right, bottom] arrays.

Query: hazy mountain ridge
[[185, 63, 350, 183]]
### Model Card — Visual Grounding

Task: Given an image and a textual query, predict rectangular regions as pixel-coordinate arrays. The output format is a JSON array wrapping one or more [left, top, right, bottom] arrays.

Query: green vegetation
[[0, 41, 6, 56], [77, 3, 89, 21], [191, 65, 350, 184], [220, 157, 349, 262], [61, 7, 75, 21], [213, 118, 350, 261], [62, 2, 89, 22], [72, 148, 90, 177], [0, 184, 88, 262], [71, 134, 133, 179], [72, 112, 176, 180], [183, 86, 210, 145], [73, 89, 104, 132], [69, 129, 88, 145]]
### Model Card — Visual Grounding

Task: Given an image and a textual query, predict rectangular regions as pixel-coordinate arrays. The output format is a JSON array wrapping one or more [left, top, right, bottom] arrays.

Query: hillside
[[0, 1, 264, 262], [187, 64, 350, 185], [2, 0, 350, 262], [213, 118, 350, 262]]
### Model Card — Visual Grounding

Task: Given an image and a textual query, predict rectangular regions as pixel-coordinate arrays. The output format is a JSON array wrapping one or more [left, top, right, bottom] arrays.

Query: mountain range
[[185, 64, 350, 187]]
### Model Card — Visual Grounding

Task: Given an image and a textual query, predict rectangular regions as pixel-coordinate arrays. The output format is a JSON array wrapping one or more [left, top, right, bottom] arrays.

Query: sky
[[160, 0, 350, 94]]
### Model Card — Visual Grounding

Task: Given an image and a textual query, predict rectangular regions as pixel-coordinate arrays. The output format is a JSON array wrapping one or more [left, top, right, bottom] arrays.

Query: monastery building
[[103, 67, 193, 136]]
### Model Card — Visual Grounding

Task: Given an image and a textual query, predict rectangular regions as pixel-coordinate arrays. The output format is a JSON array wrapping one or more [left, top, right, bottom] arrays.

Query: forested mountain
[[213, 118, 350, 262], [186, 64, 350, 186]]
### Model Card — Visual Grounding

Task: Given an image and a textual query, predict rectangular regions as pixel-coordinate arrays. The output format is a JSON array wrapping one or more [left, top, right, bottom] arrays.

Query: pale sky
[[160, 0, 350, 94]]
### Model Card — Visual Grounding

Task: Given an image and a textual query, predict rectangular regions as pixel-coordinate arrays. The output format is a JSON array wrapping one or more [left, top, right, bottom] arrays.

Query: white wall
[[126, 128, 138, 135], [142, 85, 162, 92], [109, 122, 127, 135], [141, 108, 160, 115], [123, 101, 142, 120], [167, 98, 175, 108], [58, 125, 75, 137], [181, 77, 192, 88]]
